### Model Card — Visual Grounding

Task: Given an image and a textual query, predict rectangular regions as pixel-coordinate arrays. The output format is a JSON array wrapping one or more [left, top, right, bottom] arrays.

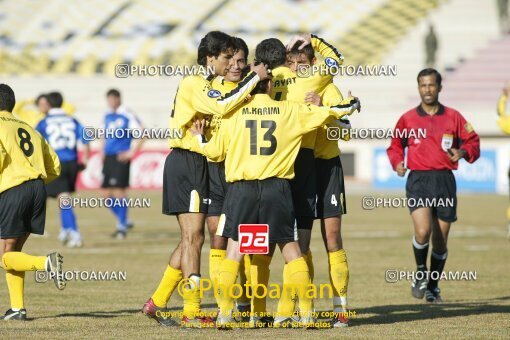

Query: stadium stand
[[1, 0, 443, 75]]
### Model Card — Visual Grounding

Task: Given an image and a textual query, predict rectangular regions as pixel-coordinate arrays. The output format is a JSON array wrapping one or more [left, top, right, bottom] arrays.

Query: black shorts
[[162, 148, 209, 215], [102, 155, 130, 188], [207, 161, 228, 217], [406, 170, 457, 222], [0, 179, 46, 238], [290, 148, 316, 219], [217, 178, 296, 243], [46, 160, 78, 198], [315, 156, 347, 219]]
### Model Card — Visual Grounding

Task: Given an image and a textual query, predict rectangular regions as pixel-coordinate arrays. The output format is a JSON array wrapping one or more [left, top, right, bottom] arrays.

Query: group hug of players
[[140, 31, 360, 329], [0, 29, 480, 326]]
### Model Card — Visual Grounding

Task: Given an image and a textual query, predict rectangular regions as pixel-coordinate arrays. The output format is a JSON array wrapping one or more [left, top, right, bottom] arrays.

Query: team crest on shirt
[[207, 89, 221, 98], [324, 57, 338, 68], [441, 134, 454, 151], [464, 122, 474, 133]]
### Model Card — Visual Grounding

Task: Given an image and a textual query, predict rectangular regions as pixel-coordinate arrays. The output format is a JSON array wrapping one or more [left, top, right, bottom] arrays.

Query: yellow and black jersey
[[189, 94, 358, 182], [208, 76, 238, 140], [168, 71, 259, 150], [497, 94, 510, 134], [314, 83, 351, 159], [0, 111, 61, 193], [270, 34, 344, 149]]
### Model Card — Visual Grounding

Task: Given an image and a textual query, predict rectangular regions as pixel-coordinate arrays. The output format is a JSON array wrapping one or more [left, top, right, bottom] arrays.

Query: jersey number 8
[[18, 128, 34, 157]]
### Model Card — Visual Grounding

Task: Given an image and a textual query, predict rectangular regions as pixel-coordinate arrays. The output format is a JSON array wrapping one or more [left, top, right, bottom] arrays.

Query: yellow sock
[[250, 254, 271, 316], [1, 252, 46, 271], [328, 262, 342, 312], [237, 255, 250, 306], [6, 270, 25, 310], [151, 265, 183, 308], [217, 259, 239, 315], [329, 249, 349, 311], [276, 264, 294, 317], [286, 257, 312, 317], [209, 249, 226, 306], [243, 255, 251, 284], [182, 275, 201, 318], [305, 250, 314, 282]]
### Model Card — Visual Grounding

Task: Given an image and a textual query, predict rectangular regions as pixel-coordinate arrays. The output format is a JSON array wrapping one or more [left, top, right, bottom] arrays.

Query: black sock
[[412, 236, 429, 272], [427, 250, 448, 290]]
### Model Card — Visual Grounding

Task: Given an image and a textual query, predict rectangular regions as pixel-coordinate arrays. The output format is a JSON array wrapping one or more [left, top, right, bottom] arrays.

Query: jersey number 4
[[245, 120, 277, 156]]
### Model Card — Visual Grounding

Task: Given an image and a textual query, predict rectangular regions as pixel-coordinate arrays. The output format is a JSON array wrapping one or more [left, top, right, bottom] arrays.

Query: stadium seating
[[0, 0, 443, 75]]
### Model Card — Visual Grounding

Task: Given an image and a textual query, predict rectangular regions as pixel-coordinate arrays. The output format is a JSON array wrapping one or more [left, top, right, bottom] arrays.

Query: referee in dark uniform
[[387, 68, 480, 303]]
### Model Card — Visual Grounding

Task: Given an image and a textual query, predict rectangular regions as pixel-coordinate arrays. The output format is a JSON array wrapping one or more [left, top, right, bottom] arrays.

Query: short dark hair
[[232, 37, 249, 60], [255, 38, 286, 69], [35, 93, 48, 105], [0, 83, 15, 112], [106, 88, 121, 97], [417, 68, 442, 87], [241, 65, 270, 95], [197, 31, 235, 66], [46, 92, 63, 108], [287, 44, 315, 63]]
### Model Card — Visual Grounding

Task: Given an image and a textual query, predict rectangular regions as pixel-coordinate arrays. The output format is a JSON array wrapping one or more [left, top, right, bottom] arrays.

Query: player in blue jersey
[[101, 89, 144, 239], [36, 92, 90, 247]]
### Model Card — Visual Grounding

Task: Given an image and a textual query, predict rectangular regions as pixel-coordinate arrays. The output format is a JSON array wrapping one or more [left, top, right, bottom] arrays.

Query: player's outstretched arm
[[315, 84, 352, 142], [329, 92, 361, 118], [295, 93, 360, 133], [192, 63, 268, 117]]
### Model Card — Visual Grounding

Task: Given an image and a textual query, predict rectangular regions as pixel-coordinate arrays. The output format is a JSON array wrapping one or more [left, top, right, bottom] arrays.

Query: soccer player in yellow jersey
[[254, 34, 347, 324], [0, 84, 66, 321], [497, 82, 510, 238], [142, 31, 269, 328], [283, 43, 353, 327], [207, 37, 252, 318], [188, 67, 360, 328]]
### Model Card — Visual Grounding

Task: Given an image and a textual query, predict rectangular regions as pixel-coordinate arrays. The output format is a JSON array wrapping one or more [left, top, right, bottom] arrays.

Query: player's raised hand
[[396, 161, 407, 177], [286, 34, 312, 51], [305, 91, 322, 106], [347, 90, 361, 113], [251, 62, 270, 80]]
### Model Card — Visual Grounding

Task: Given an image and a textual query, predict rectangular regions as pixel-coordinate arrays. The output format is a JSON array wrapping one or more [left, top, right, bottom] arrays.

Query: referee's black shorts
[[162, 148, 209, 215], [315, 156, 347, 219], [0, 179, 46, 238], [217, 178, 296, 244], [290, 148, 316, 221], [46, 160, 79, 198], [102, 155, 130, 189], [207, 161, 228, 217], [406, 170, 457, 222]]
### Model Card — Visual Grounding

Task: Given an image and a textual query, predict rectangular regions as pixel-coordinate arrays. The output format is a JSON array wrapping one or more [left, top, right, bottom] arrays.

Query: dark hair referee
[[387, 68, 480, 303]]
